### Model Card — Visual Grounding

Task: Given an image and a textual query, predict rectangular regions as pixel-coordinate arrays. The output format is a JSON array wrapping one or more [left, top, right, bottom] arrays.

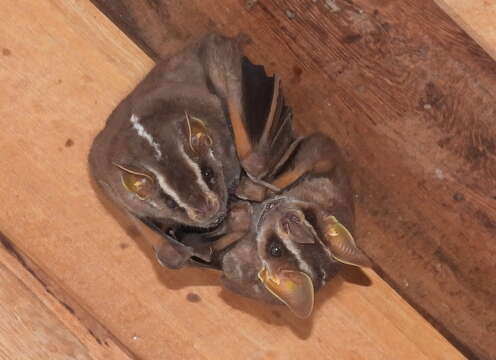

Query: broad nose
[[206, 192, 220, 213], [188, 193, 221, 223]]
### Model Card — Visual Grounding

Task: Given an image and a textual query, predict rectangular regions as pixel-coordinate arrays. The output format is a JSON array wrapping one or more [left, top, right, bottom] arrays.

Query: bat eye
[[166, 199, 178, 209], [161, 194, 178, 209], [201, 166, 215, 183], [114, 164, 155, 200], [268, 237, 284, 257]]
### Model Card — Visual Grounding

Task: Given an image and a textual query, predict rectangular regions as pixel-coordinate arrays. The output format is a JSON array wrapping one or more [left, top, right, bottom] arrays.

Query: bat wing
[[197, 34, 302, 191], [239, 57, 301, 181]]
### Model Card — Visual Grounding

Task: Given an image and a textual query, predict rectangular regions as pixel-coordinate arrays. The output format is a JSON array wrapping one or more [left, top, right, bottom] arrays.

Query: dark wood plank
[[0, 232, 137, 360], [89, 0, 496, 358]]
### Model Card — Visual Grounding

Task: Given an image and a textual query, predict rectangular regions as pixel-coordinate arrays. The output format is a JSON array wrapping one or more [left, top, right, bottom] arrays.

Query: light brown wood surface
[[0, 235, 134, 360], [436, 0, 496, 60], [0, 262, 92, 360], [0, 0, 467, 359]]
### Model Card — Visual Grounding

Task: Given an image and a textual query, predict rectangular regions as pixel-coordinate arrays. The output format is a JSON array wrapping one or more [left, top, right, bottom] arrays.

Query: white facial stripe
[[298, 203, 334, 284], [130, 114, 162, 160], [315, 237, 330, 286], [178, 144, 214, 200], [259, 227, 314, 280], [146, 166, 193, 216], [279, 233, 315, 279]]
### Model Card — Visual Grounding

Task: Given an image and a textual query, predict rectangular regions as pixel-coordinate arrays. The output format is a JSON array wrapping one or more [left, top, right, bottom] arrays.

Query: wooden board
[[0, 233, 134, 360], [87, 1, 496, 359], [436, 0, 496, 60], [0, 264, 94, 360], [0, 0, 465, 359]]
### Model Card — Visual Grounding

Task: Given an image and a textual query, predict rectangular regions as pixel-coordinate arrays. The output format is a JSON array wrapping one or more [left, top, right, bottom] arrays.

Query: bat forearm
[[270, 133, 343, 189]]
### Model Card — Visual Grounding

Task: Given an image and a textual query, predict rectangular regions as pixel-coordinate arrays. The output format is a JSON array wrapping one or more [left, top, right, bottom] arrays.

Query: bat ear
[[112, 163, 155, 200], [258, 267, 314, 319], [184, 111, 213, 152], [278, 210, 318, 244], [323, 216, 372, 267]]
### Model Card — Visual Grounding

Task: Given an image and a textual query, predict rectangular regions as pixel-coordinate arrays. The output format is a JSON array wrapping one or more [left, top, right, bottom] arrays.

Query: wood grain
[[0, 0, 464, 359], [88, 0, 496, 359], [0, 233, 136, 360], [0, 233, 135, 360], [0, 261, 93, 360], [435, 0, 496, 60]]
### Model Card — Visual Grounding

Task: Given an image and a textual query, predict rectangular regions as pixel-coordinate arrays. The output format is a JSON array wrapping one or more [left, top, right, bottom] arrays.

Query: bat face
[[222, 197, 340, 318], [91, 32, 286, 269], [221, 173, 371, 319], [112, 111, 234, 230], [90, 86, 241, 250]]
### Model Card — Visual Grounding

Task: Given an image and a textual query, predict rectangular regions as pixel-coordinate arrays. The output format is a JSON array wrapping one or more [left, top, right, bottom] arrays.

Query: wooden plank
[[0, 0, 464, 359], [0, 233, 136, 360], [0, 262, 94, 360], [435, 0, 496, 60], [87, 1, 496, 359]]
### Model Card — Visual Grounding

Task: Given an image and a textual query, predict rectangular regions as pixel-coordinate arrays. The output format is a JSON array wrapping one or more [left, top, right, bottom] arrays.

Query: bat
[[220, 134, 371, 318], [89, 34, 244, 268], [89, 33, 294, 269]]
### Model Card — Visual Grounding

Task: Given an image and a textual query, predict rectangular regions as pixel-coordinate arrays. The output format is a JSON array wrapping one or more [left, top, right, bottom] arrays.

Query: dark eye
[[201, 166, 215, 184], [267, 237, 284, 257], [166, 198, 178, 209], [161, 193, 178, 209]]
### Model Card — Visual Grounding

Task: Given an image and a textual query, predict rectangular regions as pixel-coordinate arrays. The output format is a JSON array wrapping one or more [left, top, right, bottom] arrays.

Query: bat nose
[[206, 193, 220, 213], [189, 193, 221, 224], [213, 213, 225, 225]]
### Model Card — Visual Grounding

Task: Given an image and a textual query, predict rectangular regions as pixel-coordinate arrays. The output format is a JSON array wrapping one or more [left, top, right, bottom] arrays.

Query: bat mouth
[[179, 214, 226, 235], [140, 215, 226, 239], [174, 220, 228, 269], [174, 217, 227, 240], [139, 216, 227, 270]]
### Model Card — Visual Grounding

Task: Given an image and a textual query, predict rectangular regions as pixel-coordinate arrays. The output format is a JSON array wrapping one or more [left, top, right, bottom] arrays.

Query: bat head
[[221, 196, 369, 318], [90, 91, 240, 236]]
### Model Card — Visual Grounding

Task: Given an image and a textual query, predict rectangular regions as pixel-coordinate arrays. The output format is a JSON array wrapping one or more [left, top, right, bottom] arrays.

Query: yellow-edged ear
[[258, 266, 314, 319], [185, 111, 213, 152], [113, 163, 155, 200], [324, 216, 372, 267]]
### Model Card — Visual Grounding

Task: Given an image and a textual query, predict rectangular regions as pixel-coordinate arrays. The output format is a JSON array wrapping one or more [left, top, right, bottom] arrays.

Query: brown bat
[[219, 134, 371, 318], [88, 33, 293, 269]]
